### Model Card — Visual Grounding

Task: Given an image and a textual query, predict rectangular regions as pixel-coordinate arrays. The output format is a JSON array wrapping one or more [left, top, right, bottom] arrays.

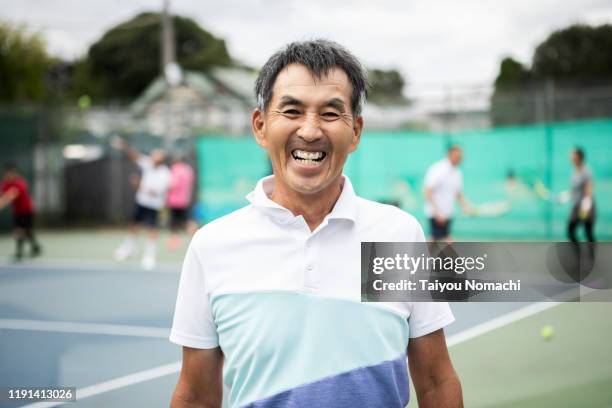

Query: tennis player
[[568, 147, 596, 242], [0, 163, 42, 260], [424, 146, 473, 242], [169, 40, 462, 408], [113, 138, 171, 270]]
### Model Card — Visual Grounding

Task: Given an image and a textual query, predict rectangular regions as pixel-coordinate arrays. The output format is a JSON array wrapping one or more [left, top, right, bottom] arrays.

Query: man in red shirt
[[0, 163, 42, 260]]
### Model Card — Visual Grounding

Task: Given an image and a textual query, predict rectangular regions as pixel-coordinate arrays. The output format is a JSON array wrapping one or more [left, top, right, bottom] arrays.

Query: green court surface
[[445, 302, 612, 408]]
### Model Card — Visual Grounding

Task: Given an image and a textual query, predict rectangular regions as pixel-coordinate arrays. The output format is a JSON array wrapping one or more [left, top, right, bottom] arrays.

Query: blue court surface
[[1, 230, 611, 407]]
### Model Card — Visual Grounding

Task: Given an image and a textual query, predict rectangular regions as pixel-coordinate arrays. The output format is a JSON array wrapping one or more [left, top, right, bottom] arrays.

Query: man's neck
[[270, 176, 344, 232]]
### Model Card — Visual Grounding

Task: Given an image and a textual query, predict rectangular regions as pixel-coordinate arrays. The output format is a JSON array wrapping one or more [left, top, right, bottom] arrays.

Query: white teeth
[[295, 158, 320, 166], [293, 150, 324, 160]]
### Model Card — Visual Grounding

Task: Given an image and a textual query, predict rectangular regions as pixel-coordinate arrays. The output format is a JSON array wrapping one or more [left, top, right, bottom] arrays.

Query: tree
[[490, 57, 537, 125], [0, 23, 51, 102], [368, 69, 409, 105], [73, 12, 232, 101], [493, 57, 532, 89], [532, 24, 612, 83], [491, 24, 612, 125]]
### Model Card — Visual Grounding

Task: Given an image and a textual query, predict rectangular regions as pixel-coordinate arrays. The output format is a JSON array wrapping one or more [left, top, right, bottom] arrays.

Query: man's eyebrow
[[323, 98, 347, 112], [275, 96, 347, 112], [277, 96, 304, 109]]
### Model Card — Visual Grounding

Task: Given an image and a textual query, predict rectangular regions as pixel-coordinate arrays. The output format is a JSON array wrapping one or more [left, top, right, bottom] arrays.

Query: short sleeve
[[408, 302, 455, 338], [3, 181, 21, 197], [169, 235, 219, 349], [413, 219, 426, 242]]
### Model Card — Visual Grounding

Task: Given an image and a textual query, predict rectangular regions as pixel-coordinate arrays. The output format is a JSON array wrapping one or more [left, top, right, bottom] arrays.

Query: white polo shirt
[[135, 156, 171, 210], [170, 175, 454, 408], [424, 158, 463, 218]]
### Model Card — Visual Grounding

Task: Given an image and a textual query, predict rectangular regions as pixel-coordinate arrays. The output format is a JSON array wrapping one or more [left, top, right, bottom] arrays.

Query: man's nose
[[296, 112, 323, 141]]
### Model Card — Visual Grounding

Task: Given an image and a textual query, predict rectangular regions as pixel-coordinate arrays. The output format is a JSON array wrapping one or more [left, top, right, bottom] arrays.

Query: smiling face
[[252, 64, 363, 200]]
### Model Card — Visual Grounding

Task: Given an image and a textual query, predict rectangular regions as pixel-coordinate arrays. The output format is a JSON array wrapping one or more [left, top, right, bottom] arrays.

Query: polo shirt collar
[[246, 175, 358, 222]]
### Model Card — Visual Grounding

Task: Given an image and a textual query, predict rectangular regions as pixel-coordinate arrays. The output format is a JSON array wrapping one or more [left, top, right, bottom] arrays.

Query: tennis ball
[[540, 325, 554, 341], [78, 95, 91, 110]]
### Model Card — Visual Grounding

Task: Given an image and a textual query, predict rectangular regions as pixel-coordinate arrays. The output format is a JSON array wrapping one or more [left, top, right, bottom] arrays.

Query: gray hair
[[254, 39, 369, 116]]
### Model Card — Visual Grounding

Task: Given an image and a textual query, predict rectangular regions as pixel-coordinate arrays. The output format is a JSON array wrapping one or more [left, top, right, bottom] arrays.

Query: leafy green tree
[[490, 57, 536, 125], [0, 23, 51, 102], [368, 68, 409, 105], [73, 12, 232, 101], [532, 24, 612, 83], [491, 24, 612, 125], [494, 57, 532, 89]]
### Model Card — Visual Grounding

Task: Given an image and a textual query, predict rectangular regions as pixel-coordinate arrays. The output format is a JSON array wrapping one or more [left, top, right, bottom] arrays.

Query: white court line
[[0, 319, 169, 338], [446, 301, 562, 347], [446, 285, 593, 347], [20, 361, 182, 408], [0, 259, 178, 274]]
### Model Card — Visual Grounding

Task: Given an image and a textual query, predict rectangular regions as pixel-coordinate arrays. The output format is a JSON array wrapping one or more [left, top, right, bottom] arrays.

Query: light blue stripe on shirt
[[211, 292, 410, 407]]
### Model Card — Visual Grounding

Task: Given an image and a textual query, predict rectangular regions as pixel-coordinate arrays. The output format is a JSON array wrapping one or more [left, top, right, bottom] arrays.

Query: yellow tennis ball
[[540, 325, 554, 341], [78, 95, 91, 109]]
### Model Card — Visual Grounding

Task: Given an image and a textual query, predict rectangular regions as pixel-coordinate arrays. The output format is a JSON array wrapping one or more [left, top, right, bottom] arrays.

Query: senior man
[[170, 39, 462, 408]]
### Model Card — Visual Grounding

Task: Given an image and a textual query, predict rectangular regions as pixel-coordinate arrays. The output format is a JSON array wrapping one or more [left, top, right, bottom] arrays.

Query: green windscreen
[[196, 119, 612, 240]]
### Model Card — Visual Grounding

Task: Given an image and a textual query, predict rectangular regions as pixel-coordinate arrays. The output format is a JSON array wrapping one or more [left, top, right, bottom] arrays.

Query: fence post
[[544, 80, 555, 239]]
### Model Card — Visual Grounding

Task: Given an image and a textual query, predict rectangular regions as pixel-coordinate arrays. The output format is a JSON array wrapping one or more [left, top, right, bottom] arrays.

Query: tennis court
[[2, 230, 611, 407]]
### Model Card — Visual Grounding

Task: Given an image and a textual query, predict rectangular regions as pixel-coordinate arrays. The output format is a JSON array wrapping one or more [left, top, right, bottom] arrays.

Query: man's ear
[[349, 115, 364, 153], [252, 109, 267, 148]]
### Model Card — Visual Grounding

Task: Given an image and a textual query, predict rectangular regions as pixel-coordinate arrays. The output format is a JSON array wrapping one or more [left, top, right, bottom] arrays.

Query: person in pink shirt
[[166, 154, 195, 250]]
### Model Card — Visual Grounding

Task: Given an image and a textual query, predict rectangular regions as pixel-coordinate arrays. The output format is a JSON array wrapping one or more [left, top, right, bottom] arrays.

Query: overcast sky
[[3, 0, 612, 94]]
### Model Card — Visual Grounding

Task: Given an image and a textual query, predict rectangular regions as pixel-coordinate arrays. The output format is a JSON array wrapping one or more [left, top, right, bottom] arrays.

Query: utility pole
[[161, 0, 176, 72], [161, 0, 177, 150]]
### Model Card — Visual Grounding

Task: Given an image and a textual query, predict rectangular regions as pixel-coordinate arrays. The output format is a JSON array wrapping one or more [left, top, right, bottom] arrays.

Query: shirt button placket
[[303, 238, 317, 290]]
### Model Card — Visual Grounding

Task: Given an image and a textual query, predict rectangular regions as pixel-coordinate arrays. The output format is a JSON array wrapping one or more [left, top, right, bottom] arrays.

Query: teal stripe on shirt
[[211, 292, 410, 407]]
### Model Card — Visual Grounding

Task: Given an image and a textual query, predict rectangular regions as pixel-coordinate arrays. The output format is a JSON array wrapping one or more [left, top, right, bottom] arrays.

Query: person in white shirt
[[113, 137, 171, 270], [170, 40, 462, 408], [424, 146, 472, 242]]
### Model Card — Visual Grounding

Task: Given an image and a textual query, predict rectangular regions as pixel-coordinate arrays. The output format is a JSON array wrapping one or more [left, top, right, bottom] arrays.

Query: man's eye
[[322, 112, 340, 119], [282, 109, 301, 116]]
